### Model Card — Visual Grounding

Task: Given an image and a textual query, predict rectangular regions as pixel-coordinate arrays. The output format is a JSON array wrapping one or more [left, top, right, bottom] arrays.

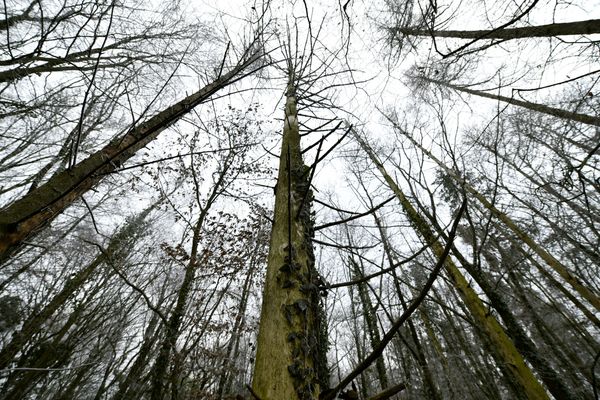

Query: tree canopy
[[0, 0, 598, 399]]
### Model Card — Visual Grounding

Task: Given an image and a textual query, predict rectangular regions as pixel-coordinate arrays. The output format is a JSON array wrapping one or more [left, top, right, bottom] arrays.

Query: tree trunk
[[418, 307, 456, 399], [424, 77, 600, 127], [217, 242, 260, 399], [426, 214, 577, 400], [349, 257, 389, 392], [348, 281, 372, 399], [394, 126, 600, 312], [0, 202, 153, 370], [112, 312, 162, 400], [0, 54, 259, 264], [433, 287, 505, 400], [371, 214, 440, 400], [148, 162, 231, 399], [1, 282, 103, 399], [252, 73, 325, 400], [353, 130, 550, 399], [396, 19, 600, 39], [477, 140, 600, 227]]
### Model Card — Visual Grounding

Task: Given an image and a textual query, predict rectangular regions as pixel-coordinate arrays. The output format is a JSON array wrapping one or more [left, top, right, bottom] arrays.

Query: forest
[[0, 0, 598, 399]]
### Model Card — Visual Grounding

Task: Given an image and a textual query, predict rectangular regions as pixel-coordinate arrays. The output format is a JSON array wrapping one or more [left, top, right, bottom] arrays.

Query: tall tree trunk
[[418, 307, 456, 399], [425, 213, 578, 400], [252, 72, 325, 400], [395, 19, 600, 39], [504, 185, 599, 264], [349, 257, 389, 392], [112, 312, 162, 400], [371, 214, 440, 400], [348, 281, 372, 399], [422, 77, 600, 127], [509, 236, 600, 333], [505, 264, 596, 387], [0, 54, 259, 264], [353, 130, 550, 399], [0, 201, 154, 370], [217, 240, 260, 399], [477, 140, 600, 227], [148, 217, 203, 400], [1, 281, 104, 399], [393, 126, 600, 311], [433, 287, 505, 400], [148, 158, 233, 400]]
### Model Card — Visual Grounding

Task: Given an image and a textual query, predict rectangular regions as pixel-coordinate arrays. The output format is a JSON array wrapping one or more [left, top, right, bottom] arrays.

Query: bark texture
[[0, 56, 258, 264], [252, 78, 325, 400]]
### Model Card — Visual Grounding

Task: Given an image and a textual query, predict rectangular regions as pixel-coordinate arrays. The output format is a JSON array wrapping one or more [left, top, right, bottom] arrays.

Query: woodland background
[[0, 0, 599, 399]]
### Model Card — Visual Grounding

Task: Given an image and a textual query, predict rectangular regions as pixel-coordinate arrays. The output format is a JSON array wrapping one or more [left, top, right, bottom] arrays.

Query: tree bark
[[0, 54, 259, 264], [252, 73, 324, 400], [396, 19, 600, 39]]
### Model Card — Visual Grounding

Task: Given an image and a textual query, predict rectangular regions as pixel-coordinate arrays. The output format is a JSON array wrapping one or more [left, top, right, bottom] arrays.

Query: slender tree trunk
[[148, 228, 201, 399], [423, 77, 600, 127], [504, 185, 599, 263], [371, 214, 440, 400], [53, 354, 98, 400], [394, 127, 600, 311], [426, 215, 578, 400], [1, 282, 103, 399], [353, 130, 550, 399], [477, 140, 600, 227], [508, 235, 600, 331], [217, 246, 259, 399], [252, 71, 325, 400], [349, 257, 389, 392], [0, 202, 153, 370], [506, 267, 596, 387], [0, 54, 259, 264], [418, 307, 456, 399], [396, 19, 600, 39], [348, 281, 371, 399], [434, 288, 505, 400], [390, 333, 413, 398], [112, 313, 162, 400], [148, 166, 231, 400]]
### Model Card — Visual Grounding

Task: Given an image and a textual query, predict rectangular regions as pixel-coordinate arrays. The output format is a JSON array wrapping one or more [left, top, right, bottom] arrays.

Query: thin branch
[[323, 238, 436, 289], [313, 198, 361, 215], [297, 137, 323, 219], [0, 362, 98, 374], [314, 196, 395, 231], [321, 197, 467, 400], [83, 240, 169, 325]]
